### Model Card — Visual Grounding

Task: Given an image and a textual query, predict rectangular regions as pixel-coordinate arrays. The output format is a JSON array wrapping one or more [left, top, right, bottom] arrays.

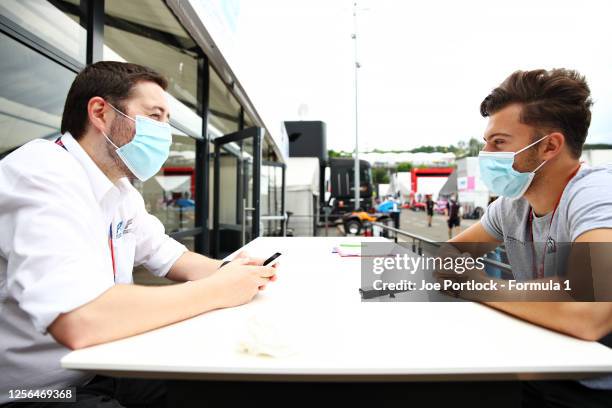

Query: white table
[[61, 237, 612, 381]]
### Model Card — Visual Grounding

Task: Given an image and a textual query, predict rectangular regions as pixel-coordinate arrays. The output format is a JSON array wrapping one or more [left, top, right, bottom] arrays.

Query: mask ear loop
[[102, 130, 119, 150], [513, 134, 550, 173], [514, 134, 550, 156], [532, 159, 547, 173], [107, 102, 136, 122]]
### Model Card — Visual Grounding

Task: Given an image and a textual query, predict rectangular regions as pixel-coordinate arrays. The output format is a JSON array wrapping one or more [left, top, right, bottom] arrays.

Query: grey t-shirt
[[481, 164, 612, 389]]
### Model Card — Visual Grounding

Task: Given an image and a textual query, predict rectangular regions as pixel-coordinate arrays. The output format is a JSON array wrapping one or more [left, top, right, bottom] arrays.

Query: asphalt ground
[[398, 208, 478, 242]]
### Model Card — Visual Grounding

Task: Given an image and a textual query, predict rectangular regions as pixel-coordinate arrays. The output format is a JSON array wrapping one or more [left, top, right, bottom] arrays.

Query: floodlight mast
[[352, 1, 360, 210]]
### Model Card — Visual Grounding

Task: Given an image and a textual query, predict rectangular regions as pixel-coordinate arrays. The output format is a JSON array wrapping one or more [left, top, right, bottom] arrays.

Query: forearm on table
[[485, 301, 612, 341], [49, 279, 222, 349], [446, 222, 501, 257], [165, 251, 223, 282]]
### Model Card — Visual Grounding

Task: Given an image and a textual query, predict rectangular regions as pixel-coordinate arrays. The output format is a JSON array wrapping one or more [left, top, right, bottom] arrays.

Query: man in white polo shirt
[[0, 61, 276, 406]]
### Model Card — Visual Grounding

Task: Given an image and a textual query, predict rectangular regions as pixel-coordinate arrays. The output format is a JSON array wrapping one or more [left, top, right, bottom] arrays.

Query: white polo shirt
[[0, 133, 187, 402]]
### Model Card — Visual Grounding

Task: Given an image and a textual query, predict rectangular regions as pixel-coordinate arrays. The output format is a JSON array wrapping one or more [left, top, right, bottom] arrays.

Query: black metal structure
[[212, 127, 263, 258], [84, 0, 103, 64], [193, 54, 210, 254]]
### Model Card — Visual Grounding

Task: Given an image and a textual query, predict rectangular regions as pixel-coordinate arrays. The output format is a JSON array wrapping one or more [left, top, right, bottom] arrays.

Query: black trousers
[[2, 376, 166, 408], [169, 380, 612, 408], [522, 380, 612, 408]]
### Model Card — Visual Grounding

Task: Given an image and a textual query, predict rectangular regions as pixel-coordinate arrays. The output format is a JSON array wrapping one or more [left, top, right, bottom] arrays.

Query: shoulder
[[568, 164, 612, 191], [564, 165, 612, 208], [562, 165, 612, 240], [0, 139, 87, 187], [488, 196, 530, 216]]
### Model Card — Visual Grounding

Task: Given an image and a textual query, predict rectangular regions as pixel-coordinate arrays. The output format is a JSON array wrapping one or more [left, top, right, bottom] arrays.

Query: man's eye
[[150, 114, 161, 120]]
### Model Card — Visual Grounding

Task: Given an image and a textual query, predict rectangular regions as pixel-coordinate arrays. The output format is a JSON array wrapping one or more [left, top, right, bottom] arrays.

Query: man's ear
[[542, 132, 564, 160], [87, 96, 111, 135]]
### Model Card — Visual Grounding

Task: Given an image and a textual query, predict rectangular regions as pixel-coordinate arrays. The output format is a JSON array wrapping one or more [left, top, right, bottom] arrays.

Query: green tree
[[396, 162, 413, 172], [328, 149, 352, 158], [584, 143, 612, 150], [467, 137, 484, 156], [372, 167, 390, 184]]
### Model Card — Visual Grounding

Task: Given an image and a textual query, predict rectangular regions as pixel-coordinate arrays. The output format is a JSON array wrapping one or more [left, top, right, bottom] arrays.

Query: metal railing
[[260, 215, 287, 221], [371, 222, 512, 274]]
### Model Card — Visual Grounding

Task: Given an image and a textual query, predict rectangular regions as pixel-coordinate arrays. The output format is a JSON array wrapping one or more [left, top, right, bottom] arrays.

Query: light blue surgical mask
[[478, 135, 549, 199], [102, 103, 172, 181]]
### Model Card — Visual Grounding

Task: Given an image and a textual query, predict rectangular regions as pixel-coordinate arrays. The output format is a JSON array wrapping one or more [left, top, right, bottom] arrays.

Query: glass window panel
[[132, 133, 196, 233], [275, 165, 283, 214], [0, 32, 75, 156], [0, 0, 86, 63], [261, 134, 278, 162], [209, 66, 240, 135], [104, 0, 199, 113], [236, 137, 254, 246], [261, 165, 270, 216], [218, 150, 239, 225]]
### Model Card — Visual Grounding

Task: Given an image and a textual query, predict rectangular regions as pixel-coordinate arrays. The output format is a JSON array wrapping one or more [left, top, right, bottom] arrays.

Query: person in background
[[0, 61, 277, 407], [425, 194, 435, 227], [446, 194, 461, 238]]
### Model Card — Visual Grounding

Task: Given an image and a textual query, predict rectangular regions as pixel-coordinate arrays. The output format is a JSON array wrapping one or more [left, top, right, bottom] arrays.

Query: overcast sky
[[225, 0, 612, 152]]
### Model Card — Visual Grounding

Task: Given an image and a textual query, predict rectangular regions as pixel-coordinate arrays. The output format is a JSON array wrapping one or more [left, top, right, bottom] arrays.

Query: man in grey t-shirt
[[452, 69, 612, 407]]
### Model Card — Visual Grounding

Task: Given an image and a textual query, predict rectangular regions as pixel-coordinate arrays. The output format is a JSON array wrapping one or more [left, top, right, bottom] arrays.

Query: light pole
[[352, 1, 360, 210]]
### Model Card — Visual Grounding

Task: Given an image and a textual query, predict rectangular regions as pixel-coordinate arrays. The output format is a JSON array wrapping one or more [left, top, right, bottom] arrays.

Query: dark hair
[[480, 69, 592, 158], [61, 61, 168, 139]]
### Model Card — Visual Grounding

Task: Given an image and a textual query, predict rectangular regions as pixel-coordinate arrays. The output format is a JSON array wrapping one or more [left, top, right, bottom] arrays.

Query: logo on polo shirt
[[116, 218, 135, 239]]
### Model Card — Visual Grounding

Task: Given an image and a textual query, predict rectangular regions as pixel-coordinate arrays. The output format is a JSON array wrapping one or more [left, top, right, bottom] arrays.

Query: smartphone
[[263, 252, 282, 267]]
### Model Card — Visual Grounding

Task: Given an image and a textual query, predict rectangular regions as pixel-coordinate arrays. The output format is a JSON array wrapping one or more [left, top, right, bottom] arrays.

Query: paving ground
[[313, 208, 478, 242], [398, 208, 478, 242]]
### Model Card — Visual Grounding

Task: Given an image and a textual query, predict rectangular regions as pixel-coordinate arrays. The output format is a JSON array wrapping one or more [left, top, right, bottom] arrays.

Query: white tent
[[154, 175, 191, 193], [396, 172, 412, 204], [285, 158, 320, 236], [377, 183, 391, 197]]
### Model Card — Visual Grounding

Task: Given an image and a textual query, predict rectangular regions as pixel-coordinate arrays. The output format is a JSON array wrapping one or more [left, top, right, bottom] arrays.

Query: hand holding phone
[[263, 252, 282, 267]]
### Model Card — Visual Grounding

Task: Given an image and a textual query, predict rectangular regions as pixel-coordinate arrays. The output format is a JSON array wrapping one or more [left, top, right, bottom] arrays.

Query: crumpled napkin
[[237, 313, 299, 358]]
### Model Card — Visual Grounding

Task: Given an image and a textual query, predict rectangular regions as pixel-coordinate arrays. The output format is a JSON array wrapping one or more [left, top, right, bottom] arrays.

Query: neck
[[78, 132, 125, 184], [523, 158, 579, 217]]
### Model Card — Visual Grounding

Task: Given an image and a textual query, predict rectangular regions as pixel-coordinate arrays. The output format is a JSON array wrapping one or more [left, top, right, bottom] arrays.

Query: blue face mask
[[102, 104, 172, 181], [478, 135, 549, 199]]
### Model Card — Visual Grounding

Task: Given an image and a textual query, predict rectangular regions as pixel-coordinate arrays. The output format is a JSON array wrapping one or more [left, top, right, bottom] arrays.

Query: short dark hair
[[61, 61, 168, 140], [480, 69, 592, 157]]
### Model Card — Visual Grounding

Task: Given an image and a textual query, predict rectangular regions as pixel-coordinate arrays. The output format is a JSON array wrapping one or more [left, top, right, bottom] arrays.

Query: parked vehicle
[[327, 158, 374, 218], [342, 210, 392, 236]]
